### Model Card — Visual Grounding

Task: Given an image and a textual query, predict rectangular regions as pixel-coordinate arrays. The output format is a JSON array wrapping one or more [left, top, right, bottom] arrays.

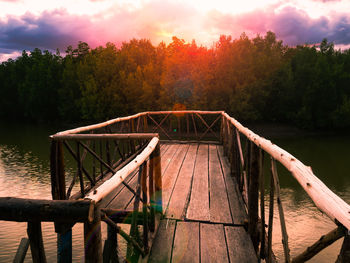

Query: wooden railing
[[221, 112, 350, 263], [49, 126, 161, 262]]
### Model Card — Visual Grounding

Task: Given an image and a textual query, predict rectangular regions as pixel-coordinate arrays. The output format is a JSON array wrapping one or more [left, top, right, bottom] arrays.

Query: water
[[0, 123, 349, 262]]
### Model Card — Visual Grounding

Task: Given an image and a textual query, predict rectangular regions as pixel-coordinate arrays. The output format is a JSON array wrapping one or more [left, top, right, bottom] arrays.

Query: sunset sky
[[1, 0, 350, 60]]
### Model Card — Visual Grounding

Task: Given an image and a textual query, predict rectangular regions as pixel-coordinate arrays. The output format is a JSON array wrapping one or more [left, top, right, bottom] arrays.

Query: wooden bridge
[[1, 111, 350, 262]]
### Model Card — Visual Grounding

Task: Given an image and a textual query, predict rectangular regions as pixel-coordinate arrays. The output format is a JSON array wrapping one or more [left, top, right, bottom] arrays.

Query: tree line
[[1, 31, 350, 129]]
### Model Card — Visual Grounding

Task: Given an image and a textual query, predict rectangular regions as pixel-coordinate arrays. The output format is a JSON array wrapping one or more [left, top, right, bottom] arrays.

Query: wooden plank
[[161, 144, 180, 175], [217, 146, 248, 225], [200, 223, 229, 263], [166, 144, 197, 219], [209, 145, 232, 224], [148, 219, 176, 263], [186, 144, 209, 221], [225, 226, 258, 263], [161, 145, 189, 211], [172, 222, 199, 263]]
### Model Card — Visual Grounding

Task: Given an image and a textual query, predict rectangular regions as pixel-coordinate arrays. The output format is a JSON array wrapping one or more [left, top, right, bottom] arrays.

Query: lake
[[0, 122, 349, 262]]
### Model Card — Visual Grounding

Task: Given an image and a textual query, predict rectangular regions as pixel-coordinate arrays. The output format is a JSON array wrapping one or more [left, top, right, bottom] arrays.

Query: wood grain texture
[[217, 146, 248, 225], [161, 144, 180, 175], [209, 145, 232, 224], [186, 144, 209, 221], [148, 219, 176, 263], [200, 223, 229, 263], [161, 145, 189, 211], [172, 222, 199, 263], [166, 144, 197, 220], [225, 226, 258, 263]]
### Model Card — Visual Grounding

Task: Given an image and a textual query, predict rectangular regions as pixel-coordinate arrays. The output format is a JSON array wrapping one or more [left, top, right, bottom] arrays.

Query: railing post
[[27, 221, 47, 263], [153, 143, 162, 214], [143, 114, 148, 133], [84, 203, 102, 263], [220, 114, 224, 145], [50, 140, 72, 263], [248, 142, 260, 252], [149, 155, 155, 232]]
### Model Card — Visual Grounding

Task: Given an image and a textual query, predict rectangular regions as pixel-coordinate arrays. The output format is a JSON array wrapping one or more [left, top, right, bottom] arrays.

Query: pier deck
[[4, 111, 349, 263], [104, 143, 257, 262]]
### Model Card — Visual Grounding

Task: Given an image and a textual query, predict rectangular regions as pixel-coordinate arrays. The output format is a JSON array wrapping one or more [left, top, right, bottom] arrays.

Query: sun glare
[[189, 0, 280, 14]]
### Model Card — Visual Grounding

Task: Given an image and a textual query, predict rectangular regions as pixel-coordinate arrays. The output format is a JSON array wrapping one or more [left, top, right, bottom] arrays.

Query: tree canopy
[[1, 32, 350, 129]]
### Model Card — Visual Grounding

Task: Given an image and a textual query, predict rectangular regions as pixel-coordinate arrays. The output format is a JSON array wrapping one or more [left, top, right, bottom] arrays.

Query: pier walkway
[[0, 111, 349, 263]]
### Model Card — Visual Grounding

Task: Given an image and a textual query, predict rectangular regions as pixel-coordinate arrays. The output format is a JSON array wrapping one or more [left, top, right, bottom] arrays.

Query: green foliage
[[1, 34, 350, 130]]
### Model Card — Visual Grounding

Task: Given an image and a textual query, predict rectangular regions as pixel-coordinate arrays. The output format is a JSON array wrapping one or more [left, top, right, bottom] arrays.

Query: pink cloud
[[1, 1, 350, 57]]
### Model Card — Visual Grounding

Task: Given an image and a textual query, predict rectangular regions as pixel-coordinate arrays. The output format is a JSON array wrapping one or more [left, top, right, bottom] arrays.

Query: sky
[[1, 0, 350, 61]]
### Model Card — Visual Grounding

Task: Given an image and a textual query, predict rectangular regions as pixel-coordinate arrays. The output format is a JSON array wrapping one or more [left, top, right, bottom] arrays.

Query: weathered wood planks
[[148, 219, 176, 263], [166, 144, 197, 219], [172, 222, 200, 263], [217, 145, 248, 225], [149, 221, 257, 263], [161, 145, 189, 212], [225, 226, 258, 263], [186, 144, 210, 221], [200, 223, 229, 263], [208, 145, 232, 224]]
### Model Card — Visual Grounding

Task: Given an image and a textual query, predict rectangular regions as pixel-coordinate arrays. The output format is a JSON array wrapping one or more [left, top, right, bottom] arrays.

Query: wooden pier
[[1, 110, 350, 262]]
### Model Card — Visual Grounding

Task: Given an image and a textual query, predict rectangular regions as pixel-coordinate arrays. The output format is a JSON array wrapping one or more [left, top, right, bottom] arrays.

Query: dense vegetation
[[1, 31, 350, 129]]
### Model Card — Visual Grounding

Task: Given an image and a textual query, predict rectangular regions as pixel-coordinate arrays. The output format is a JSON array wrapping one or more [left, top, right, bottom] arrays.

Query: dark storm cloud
[[0, 10, 91, 53]]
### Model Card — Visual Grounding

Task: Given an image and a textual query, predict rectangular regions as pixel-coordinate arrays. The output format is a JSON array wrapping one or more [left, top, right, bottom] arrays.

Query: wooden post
[[84, 204, 102, 263], [103, 225, 119, 263], [77, 142, 85, 197], [220, 115, 224, 145], [186, 114, 189, 139], [271, 158, 291, 263], [267, 165, 275, 263], [27, 222, 46, 263], [227, 122, 234, 167], [148, 156, 155, 232], [143, 115, 148, 133], [337, 230, 350, 263], [141, 161, 149, 253], [153, 143, 162, 214], [50, 140, 66, 201], [57, 230, 72, 263], [248, 142, 260, 252], [259, 149, 266, 259], [50, 140, 72, 262], [13, 237, 29, 263]]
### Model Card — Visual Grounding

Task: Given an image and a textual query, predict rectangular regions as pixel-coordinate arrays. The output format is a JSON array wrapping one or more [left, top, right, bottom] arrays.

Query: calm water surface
[[0, 123, 349, 262]]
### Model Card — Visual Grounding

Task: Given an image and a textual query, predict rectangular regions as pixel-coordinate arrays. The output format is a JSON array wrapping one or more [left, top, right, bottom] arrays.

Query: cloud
[[0, 1, 200, 55], [0, 9, 94, 54], [207, 5, 350, 46], [1, 0, 350, 58]]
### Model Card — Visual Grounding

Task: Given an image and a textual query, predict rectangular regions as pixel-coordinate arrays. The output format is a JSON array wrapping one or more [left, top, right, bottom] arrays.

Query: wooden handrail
[[51, 133, 159, 140], [53, 111, 224, 136], [222, 112, 350, 230], [85, 137, 159, 202]]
